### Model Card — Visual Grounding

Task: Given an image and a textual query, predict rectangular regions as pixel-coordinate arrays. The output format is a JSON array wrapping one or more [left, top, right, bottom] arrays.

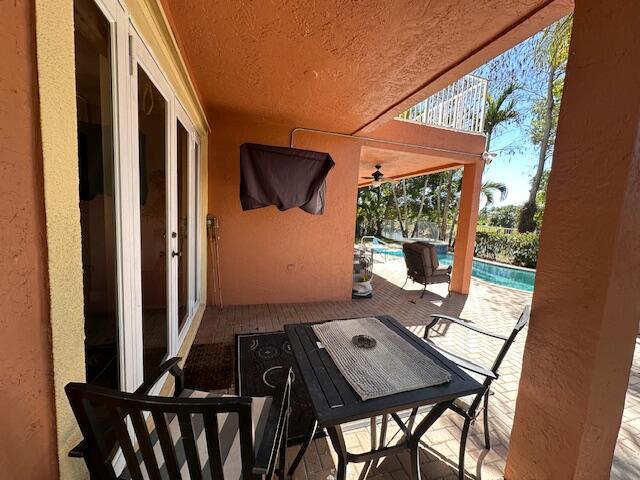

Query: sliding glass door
[[176, 106, 200, 338], [135, 64, 170, 382], [74, 0, 120, 390], [130, 30, 201, 387], [176, 119, 190, 332], [74, 0, 203, 397]]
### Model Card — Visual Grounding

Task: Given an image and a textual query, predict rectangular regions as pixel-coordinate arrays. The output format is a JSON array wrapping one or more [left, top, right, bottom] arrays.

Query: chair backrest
[[468, 306, 530, 414], [419, 242, 440, 270], [490, 305, 531, 377], [514, 304, 531, 332], [66, 383, 259, 480], [402, 242, 426, 280], [403, 241, 439, 279]]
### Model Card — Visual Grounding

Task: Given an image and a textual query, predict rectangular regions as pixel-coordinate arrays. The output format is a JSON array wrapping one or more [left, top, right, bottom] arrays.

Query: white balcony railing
[[397, 74, 488, 133]]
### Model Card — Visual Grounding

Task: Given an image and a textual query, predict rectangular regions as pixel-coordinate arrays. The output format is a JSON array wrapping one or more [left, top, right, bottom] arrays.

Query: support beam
[[450, 161, 483, 294], [506, 1, 640, 478]]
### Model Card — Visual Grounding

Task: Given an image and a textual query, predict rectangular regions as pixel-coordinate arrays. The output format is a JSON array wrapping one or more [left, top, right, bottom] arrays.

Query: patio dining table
[[284, 315, 484, 480]]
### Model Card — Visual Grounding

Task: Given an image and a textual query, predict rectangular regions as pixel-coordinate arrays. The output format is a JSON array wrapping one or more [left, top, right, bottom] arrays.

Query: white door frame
[[129, 22, 176, 393], [75, 0, 205, 473], [192, 136, 202, 308], [175, 100, 199, 346], [81, 0, 133, 393], [77, 0, 204, 399]]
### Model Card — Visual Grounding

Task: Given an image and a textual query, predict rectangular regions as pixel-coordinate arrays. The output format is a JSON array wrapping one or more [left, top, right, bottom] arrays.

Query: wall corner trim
[[34, 0, 87, 478]]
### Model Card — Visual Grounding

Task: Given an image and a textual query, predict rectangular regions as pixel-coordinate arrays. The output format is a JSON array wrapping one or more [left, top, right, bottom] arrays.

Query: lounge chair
[[401, 241, 452, 297], [66, 357, 292, 480]]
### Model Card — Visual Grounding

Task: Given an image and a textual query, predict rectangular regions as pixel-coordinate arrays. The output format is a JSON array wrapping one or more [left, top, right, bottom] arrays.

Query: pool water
[[373, 247, 535, 292]]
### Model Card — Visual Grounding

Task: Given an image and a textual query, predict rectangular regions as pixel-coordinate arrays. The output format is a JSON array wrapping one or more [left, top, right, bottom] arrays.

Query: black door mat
[[183, 342, 235, 391], [236, 331, 326, 445]]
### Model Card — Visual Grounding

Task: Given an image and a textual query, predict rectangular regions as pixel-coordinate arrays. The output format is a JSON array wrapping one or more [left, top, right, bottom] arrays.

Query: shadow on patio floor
[[188, 258, 639, 479]]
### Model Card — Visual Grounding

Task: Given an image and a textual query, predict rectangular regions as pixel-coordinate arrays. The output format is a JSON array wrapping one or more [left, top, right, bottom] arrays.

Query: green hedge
[[474, 230, 539, 268]]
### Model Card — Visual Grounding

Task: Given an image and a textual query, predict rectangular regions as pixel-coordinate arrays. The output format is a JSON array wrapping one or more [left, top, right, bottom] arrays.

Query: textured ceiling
[[359, 146, 463, 186], [163, 0, 567, 133]]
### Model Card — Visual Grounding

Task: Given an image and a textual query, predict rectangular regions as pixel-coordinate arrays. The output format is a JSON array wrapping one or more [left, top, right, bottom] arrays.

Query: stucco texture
[[207, 114, 360, 306], [34, 0, 87, 478], [0, 0, 58, 478], [207, 114, 485, 306], [451, 162, 483, 294], [163, 0, 572, 135], [161, 0, 571, 307], [506, 0, 640, 477], [357, 120, 485, 186]]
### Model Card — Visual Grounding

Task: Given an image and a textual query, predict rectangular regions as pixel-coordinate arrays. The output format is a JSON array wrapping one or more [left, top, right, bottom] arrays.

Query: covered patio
[[194, 259, 640, 479], [4, 0, 639, 478]]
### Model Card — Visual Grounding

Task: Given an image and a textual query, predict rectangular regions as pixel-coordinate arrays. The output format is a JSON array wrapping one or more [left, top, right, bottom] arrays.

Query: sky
[[472, 26, 551, 209], [481, 116, 540, 208]]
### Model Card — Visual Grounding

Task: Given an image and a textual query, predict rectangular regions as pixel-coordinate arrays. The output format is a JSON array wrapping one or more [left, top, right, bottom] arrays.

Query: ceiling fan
[[361, 164, 397, 187]]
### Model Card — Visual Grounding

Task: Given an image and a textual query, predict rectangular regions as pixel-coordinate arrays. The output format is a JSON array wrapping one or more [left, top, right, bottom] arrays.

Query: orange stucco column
[[450, 162, 483, 294], [506, 1, 640, 478]]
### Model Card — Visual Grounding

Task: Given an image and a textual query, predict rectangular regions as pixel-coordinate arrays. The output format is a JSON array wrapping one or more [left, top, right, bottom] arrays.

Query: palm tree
[[484, 82, 520, 150], [439, 170, 457, 240], [442, 83, 518, 242], [390, 180, 408, 238], [481, 181, 509, 206], [409, 177, 430, 237], [517, 16, 572, 232], [448, 181, 508, 244]]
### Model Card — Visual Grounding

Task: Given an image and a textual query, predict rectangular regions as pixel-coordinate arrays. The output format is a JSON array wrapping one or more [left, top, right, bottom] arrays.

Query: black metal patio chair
[[66, 357, 292, 480], [422, 306, 530, 479]]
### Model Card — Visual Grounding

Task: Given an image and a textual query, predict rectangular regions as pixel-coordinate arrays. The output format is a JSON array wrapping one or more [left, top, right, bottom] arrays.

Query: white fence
[[382, 220, 515, 243], [382, 220, 443, 242], [397, 74, 488, 133], [477, 224, 516, 235]]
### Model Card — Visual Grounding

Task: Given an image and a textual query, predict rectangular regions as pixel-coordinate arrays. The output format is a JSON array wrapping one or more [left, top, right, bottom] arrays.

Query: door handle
[[172, 250, 182, 258]]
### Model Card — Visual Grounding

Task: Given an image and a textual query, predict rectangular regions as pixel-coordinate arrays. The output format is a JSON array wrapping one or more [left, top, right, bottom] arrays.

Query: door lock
[[172, 250, 182, 258]]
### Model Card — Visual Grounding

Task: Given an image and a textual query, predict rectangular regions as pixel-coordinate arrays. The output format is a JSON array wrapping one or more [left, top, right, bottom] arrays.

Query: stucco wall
[[364, 120, 486, 157], [207, 113, 362, 306], [506, 0, 640, 477], [0, 1, 59, 478], [206, 113, 485, 306]]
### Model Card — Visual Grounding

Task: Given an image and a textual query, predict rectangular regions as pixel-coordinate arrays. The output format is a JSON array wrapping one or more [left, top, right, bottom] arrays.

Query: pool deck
[[195, 258, 639, 479]]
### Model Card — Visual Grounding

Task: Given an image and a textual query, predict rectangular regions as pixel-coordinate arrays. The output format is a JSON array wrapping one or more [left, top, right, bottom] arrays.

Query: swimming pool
[[373, 247, 535, 292]]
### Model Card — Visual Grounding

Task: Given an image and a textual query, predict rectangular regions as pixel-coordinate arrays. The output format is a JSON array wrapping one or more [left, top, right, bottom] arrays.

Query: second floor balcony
[[398, 74, 488, 134]]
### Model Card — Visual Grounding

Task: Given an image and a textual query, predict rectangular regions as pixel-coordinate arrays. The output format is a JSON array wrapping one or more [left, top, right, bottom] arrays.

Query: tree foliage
[[479, 204, 521, 228], [484, 82, 520, 149], [356, 15, 573, 260], [475, 230, 539, 268], [356, 171, 508, 242], [517, 15, 572, 232]]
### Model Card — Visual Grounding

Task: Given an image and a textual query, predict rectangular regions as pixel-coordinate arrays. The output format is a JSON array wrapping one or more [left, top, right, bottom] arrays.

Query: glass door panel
[[193, 142, 200, 307], [176, 120, 189, 331], [74, 0, 119, 390], [137, 66, 169, 381]]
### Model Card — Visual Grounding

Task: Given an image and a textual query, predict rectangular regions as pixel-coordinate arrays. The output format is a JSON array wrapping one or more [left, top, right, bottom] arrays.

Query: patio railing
[[397, 74, 488, 133]]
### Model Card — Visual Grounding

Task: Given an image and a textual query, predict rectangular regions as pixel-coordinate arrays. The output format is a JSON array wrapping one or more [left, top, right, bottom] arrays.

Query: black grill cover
[[240, 143, 335, 215]]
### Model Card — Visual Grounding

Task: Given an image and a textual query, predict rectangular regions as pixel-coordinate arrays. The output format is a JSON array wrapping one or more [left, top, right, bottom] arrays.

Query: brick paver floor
[[194, 258, 639, 479]]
